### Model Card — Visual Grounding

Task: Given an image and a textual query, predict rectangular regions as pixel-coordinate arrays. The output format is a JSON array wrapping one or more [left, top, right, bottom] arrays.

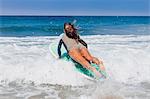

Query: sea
[[0, 16, 150, 99]]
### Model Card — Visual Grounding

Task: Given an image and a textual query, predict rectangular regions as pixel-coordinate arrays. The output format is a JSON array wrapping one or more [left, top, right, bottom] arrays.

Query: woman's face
[[65, 25, 74, 33]]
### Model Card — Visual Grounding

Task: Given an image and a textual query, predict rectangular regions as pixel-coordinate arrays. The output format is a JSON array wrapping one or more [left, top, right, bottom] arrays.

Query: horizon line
[[0, 14, 149, 17]]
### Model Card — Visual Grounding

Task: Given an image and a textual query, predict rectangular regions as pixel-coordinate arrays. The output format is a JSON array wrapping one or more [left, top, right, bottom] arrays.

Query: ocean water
[[0, 16, 150, 36], [0, 16, 150, 99]]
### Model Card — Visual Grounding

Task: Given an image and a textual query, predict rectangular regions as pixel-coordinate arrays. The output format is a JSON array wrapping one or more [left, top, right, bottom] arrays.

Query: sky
[[0, 0, 149, 16]]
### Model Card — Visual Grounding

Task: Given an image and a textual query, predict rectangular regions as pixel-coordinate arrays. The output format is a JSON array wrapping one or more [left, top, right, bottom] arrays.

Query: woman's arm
[[57, 39, 63, 58], [78, 39, 88, 48], [57, 39, 69, 59]]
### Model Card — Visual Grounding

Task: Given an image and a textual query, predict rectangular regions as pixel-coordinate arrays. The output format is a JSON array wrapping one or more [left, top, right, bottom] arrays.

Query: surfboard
[[49, 42, 107, 80]]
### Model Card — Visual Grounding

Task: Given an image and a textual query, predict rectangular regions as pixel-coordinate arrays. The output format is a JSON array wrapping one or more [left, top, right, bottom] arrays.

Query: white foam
[[0, 35, 150, 86], [0, 36, 92, 86]]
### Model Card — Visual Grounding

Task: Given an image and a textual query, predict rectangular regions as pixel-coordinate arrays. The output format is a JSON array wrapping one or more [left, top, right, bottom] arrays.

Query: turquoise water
[[0, 16, 150, 36]]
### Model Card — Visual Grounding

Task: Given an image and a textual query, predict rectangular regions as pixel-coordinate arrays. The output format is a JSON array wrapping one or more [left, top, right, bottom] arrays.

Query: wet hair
[[64, 22, 76, 30], [64, 22, 78, 39]]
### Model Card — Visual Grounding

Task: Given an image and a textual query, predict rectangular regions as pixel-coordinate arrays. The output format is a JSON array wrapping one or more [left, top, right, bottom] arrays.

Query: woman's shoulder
[[59, 33, 67, 41]]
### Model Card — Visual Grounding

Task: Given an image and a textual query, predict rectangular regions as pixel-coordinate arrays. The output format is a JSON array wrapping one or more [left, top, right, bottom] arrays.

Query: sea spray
[[0, 35, 150, 99]]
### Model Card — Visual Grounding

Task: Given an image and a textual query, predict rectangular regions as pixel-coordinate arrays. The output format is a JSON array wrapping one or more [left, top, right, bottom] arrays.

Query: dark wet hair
[[64, 22, 78, 39], [64, 22, 77, 31]]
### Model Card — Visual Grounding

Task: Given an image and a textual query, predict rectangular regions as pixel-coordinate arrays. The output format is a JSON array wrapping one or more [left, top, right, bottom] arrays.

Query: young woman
[[58, 22, 105, 78]]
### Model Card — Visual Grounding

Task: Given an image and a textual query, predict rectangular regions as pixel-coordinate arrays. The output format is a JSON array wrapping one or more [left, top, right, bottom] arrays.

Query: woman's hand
[[92, 57, 103, 65]]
